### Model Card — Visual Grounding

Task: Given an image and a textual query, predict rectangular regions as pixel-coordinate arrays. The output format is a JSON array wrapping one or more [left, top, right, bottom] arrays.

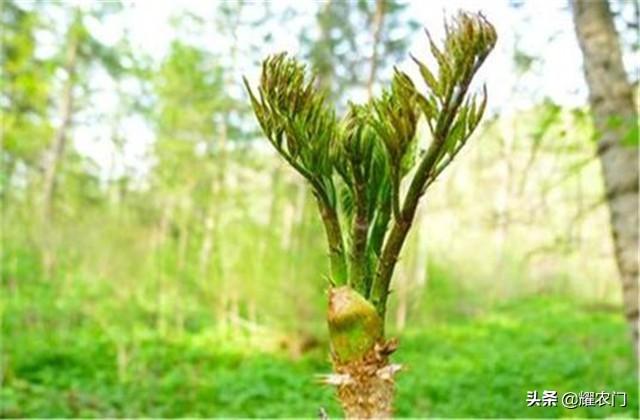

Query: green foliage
[[153, 41, 230, 189], [3, 287, 637, 417], [244, 54, 337, 206], [408, 12, 496, 186], [2, 3, 634, 418], [0, 1, 54, 168], [370, 72, 419, 171], [246, 12, 497, 316], [395, 297, 638, 418]]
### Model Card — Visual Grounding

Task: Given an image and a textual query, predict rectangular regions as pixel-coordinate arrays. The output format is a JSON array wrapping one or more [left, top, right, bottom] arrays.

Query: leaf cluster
[[244, 53, 337, 207], [245, 12, 497, 312], [410, 12, 497, 186]]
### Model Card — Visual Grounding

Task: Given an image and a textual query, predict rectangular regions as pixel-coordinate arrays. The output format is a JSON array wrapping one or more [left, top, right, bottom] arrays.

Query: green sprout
[[245, 11, 496, 417]]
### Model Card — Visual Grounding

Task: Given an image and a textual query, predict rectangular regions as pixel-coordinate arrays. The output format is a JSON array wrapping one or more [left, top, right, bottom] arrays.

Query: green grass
[[2, 295, 637, 418]]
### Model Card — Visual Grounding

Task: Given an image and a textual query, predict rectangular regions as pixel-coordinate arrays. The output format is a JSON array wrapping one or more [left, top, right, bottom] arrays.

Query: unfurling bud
[[327, 286, 383, 363]]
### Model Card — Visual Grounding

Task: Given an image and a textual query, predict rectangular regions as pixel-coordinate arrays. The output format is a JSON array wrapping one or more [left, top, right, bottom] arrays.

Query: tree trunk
[[198, 117, 228, 278], [152, 198, 173, 336], [200, 125, 227, 329], [197, 183, 217, 277], [42, 17, 78, 221], [177, 193, 192, 274], [571, 0, 639, 359], [315, 0, 334, 93], [40, 15, 79, 276], [366, 0, 386, 98]]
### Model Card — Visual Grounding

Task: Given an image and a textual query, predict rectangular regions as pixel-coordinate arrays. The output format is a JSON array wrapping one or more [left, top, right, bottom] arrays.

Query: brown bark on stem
[[330, 341, 400, 419]]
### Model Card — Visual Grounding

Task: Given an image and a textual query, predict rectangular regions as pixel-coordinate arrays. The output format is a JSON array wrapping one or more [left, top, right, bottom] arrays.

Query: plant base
[[322, 339, 401, 419]]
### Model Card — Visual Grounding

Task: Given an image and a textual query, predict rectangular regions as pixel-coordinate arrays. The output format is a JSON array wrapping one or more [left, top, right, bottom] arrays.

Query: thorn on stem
[[376, 364, 403, 380], [317, 373, 354, 386]]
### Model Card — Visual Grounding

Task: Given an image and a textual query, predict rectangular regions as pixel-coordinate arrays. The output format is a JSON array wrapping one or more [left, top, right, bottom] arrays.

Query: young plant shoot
[[245, 11, 496, 418]]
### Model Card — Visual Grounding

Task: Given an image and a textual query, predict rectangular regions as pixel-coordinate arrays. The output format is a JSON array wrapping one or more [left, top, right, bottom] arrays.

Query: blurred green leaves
[[3, 291, 637, 417], [1, 2, 54, 166]]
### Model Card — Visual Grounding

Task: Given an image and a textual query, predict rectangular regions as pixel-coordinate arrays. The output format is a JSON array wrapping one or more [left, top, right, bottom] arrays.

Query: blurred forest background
[[1, 0, 638, 417]]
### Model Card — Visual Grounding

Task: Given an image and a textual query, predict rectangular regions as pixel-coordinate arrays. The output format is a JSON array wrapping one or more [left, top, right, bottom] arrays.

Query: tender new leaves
[[370, 71, 419, 218], [370, 72, 419, 174], [370, 12, 496, 316], [410, 12, 496, 188], [334, 105, 374, 187], [418, 12, 496, 115], [244, 53, 348, 285], [244, 53, 337, 204], [334, 104, 392, 196], [245, 11, 497, 316], [334, 104, 395, 294]]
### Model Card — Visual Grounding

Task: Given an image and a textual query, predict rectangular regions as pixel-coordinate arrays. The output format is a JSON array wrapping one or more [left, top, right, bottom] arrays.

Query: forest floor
[[2, 295, 638, 418]]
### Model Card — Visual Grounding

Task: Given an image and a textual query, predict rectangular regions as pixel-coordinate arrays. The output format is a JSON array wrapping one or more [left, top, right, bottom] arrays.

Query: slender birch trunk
[[42, 14, 79, 221], [571, 0, 639, 359], [366, 0, 386, 98], [41, 12, 79, 275]]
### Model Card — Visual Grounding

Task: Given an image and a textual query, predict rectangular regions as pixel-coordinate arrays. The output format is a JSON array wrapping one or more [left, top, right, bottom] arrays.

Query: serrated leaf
[[415, 93, 435, 121], [425, 28, 450, 80], [411, 54, 440, 96], [446, 116, 466, 157]]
